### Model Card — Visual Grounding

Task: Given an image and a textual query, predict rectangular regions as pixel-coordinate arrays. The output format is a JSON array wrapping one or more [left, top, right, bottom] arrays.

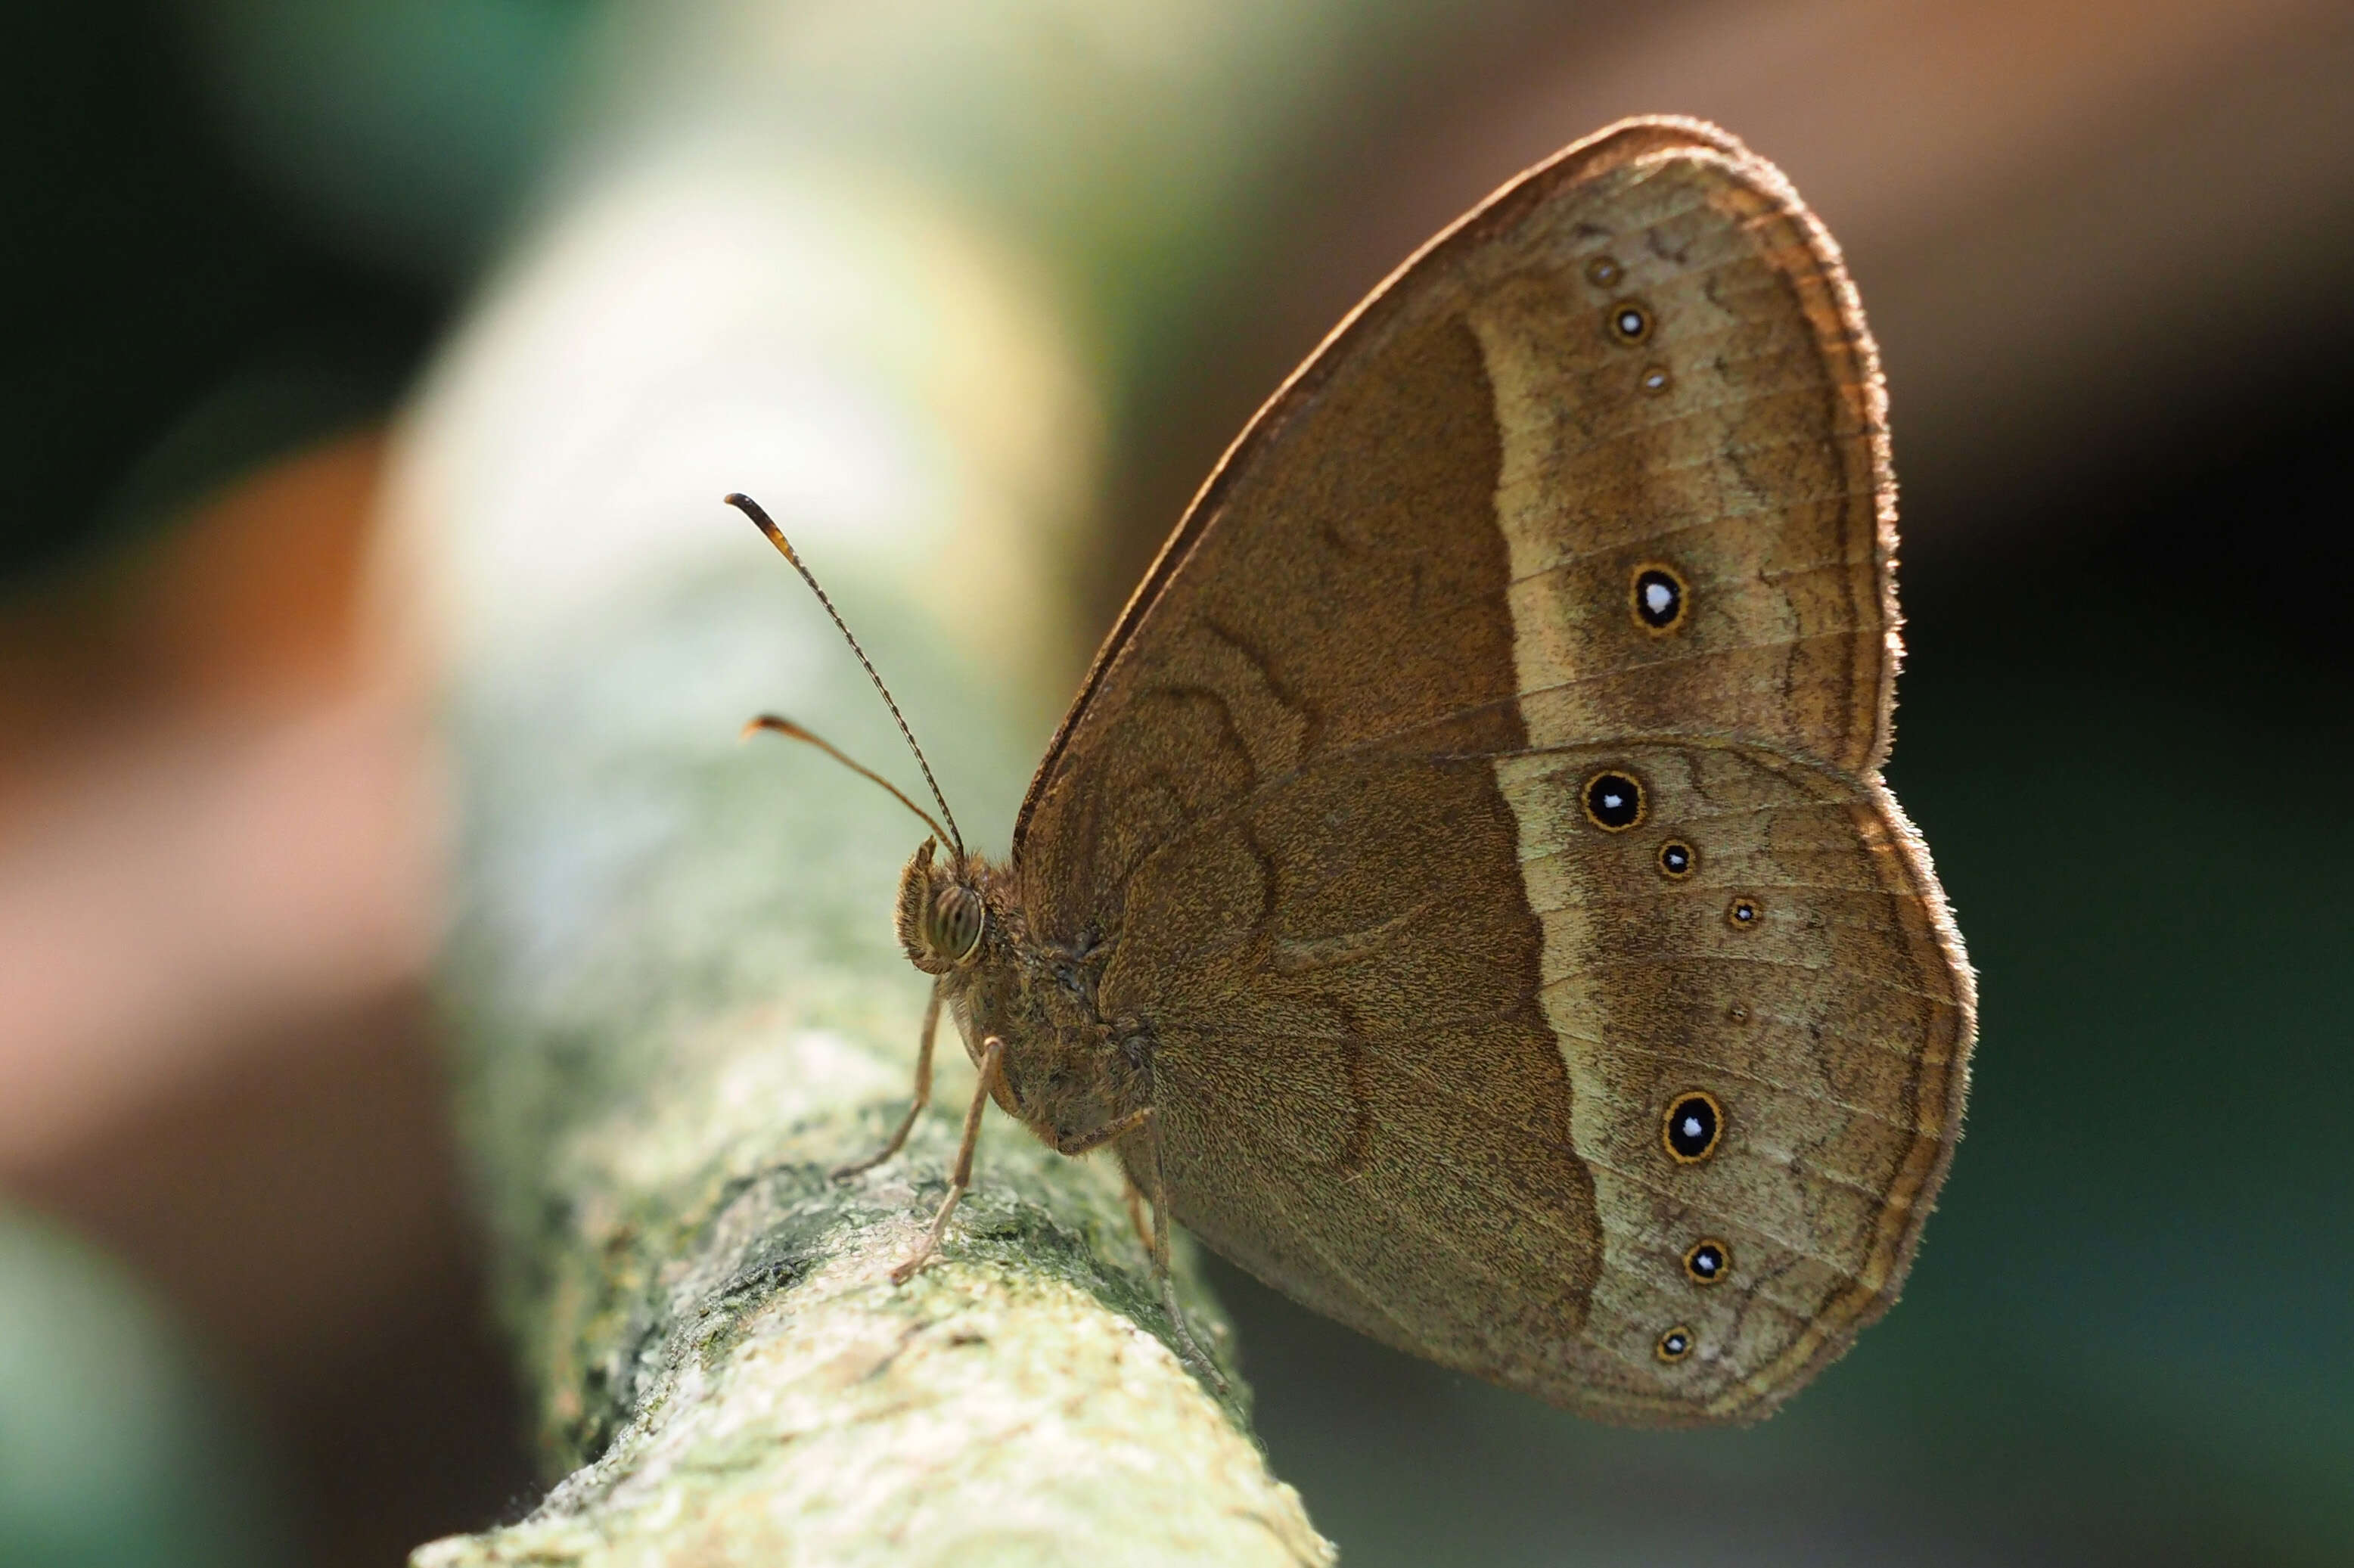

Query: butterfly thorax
[[896, 838, 1151, 1156]]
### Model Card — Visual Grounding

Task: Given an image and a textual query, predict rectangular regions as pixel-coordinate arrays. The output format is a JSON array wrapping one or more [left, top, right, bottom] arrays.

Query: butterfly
[[734, 115, 1974, 1426]]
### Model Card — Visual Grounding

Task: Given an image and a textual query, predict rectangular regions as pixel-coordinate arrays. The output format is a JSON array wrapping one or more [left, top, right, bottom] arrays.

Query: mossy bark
[[377, 8, 1428, 1548], [402, 558, 1331, 1565]]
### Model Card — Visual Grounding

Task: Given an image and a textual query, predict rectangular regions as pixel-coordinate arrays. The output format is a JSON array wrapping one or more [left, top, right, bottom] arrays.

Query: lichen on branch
[[405, 560, 1331, 1564]]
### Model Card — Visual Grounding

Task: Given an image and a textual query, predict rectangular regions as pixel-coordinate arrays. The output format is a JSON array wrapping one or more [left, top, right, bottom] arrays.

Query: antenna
[[726, 492, 966, 862], [740, 715, 955, 848]]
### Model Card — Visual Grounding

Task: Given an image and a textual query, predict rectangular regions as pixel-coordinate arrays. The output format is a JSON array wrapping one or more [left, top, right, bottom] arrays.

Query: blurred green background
[[3, 2, 2349, 1565]]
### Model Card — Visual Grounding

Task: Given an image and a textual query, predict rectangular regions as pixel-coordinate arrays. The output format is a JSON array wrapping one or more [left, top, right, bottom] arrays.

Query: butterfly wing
[[1012, 117, 1974, 1424]]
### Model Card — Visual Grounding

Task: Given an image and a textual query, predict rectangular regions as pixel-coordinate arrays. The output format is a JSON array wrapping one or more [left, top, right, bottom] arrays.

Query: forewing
[[1014, 117, 1973, 1424]]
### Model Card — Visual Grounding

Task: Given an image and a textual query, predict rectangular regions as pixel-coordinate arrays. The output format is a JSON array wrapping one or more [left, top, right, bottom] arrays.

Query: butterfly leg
[[1053, 1107, 1153, 1157], [890, 1033, 1003, 1284], [1123, 1110, 1228, 1393], [1048, 1113, 1165, 1275], [833, 979, 942, 1181], [1121, 1175, 1152, 1253], [1055, 1109, 1163, 1261]]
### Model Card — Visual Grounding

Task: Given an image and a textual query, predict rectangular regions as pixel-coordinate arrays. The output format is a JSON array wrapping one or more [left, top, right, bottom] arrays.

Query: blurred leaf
[[0, 1206, 290, 1568]]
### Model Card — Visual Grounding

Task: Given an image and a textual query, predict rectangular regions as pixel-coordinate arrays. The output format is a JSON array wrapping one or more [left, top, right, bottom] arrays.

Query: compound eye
[[931, 885, 985, 964]]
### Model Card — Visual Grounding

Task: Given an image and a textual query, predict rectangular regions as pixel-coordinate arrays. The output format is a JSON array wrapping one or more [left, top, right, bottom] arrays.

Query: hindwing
[[1013, 116, 1974, 1424]]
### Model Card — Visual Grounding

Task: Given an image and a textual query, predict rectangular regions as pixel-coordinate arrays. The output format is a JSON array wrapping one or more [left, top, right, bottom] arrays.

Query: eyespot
[[1584, 254, 1623, 289], [1630, 564, 1687, 632], [930, 884, 985, 964], [1582, 770, 1645, 832], [1656, 1326, 1694, 1362], [1683, 1239, 1730, 1285], [1606, 300, 1654, 345], [1657, 840, 1696, 879], [1662, 1091, 1722, 1163], [1726, 896, 1762, 930], [1639, 364, 1672, 396], [1726, 1002, 1751, 1025]]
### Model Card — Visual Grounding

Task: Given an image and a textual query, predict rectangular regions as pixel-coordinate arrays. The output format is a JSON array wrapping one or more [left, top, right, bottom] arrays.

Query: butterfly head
[[896, 837, 986, 975]]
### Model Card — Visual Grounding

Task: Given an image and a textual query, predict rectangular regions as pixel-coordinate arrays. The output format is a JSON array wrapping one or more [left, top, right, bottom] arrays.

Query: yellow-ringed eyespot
[[1683, 1239, 1731, 1285], [1631, 564, 1688, 632], [1607, 300, 1654, 344], [1582, 770, 1645, 832], [1663, 1091, 1723, 1163]]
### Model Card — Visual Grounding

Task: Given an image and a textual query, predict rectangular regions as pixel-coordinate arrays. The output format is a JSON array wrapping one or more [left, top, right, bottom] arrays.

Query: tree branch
[[394, 559, 1331, 1563], [373, 10, 1409, 1545], [412, 1008, 1328, 1564]]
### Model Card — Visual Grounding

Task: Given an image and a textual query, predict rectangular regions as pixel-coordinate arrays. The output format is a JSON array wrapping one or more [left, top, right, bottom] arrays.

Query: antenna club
[[725, 491, 803, 565], [728, 491, 967, 860]]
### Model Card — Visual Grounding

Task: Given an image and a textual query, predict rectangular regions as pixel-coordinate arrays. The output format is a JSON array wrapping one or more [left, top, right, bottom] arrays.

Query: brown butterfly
[[734, 115, 1974, 1427]]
